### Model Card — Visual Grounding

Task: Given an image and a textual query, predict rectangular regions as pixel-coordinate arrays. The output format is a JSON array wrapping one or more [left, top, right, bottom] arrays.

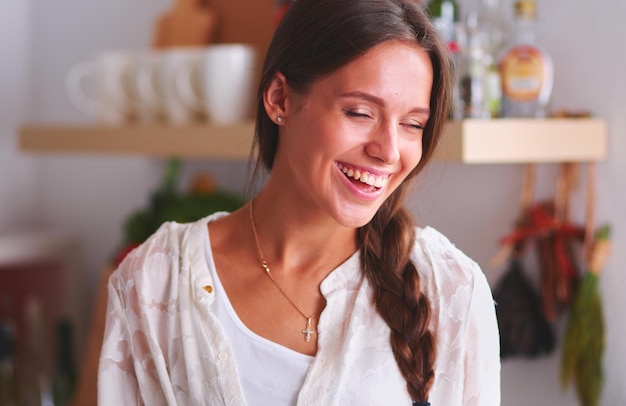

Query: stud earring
[[276, 116, 283, 123]]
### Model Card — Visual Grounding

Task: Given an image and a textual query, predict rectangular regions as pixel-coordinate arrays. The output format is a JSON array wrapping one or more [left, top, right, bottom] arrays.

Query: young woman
[[98, 0, 500, 404]]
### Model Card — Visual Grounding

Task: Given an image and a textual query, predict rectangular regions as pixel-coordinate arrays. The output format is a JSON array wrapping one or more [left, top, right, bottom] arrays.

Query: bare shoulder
[[206, 206, 260, 286], [207, 206, 249, 254]]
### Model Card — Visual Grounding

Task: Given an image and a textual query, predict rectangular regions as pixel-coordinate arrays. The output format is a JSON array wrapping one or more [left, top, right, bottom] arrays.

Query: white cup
[[158, 47, 206, 124], [132, 50, 166, 123], [176, 44, 257, 125], [66, 50, 138, 124]]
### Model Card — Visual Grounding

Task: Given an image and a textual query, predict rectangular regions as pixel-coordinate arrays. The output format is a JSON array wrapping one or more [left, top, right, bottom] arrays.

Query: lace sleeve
[[462, 269, 501, 405], [97, 223, 185, 406], [98, 275, 143, 405]]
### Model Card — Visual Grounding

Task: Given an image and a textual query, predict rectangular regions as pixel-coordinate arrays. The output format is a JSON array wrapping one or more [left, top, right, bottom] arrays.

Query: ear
[[263, 72, 289, 124]]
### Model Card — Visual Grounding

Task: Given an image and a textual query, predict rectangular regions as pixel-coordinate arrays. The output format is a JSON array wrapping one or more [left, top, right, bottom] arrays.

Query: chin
[[334, 209, 378, 229]]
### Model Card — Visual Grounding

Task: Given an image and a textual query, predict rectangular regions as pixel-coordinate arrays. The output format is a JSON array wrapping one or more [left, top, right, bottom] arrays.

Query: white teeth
[[338, 163, 388, 189]]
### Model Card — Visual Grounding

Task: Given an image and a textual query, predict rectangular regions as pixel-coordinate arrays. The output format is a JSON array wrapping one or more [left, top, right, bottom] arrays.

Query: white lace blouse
[[98, 212, 501, 405]]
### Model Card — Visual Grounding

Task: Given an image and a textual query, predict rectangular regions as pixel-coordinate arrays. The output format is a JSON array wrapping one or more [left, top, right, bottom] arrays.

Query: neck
[[249, 194, 357, 277]]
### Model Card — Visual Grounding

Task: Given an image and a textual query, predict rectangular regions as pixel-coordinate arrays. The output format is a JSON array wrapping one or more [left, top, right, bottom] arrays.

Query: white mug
[[66, 50, 137, 124], [176, 44, 257, 125], [132, 50, 166, 123], [158, 47, 206, 124]]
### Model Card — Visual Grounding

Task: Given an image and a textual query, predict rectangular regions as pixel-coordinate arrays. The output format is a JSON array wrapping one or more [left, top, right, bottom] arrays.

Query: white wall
[[27, 0, 171, 332], [8, 0, 625, 404], [418, 1, 626, 404], [28, 0, 252, 334], [0, 1, 38, 230], [541, 1, 626, 404]]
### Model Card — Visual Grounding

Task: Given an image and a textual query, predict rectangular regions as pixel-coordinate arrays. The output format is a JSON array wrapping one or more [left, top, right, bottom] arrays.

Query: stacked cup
[[66, 44, 257, 126], [66, 50, 138, 124]]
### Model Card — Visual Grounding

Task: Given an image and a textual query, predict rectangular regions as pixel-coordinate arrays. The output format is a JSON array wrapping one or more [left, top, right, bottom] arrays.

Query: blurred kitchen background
[[1, 0, 625, 405]]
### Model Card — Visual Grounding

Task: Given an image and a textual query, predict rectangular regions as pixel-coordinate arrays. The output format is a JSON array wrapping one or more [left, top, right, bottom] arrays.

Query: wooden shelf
[[435, 118, 607, 164], [19, 118, 607, 164], [19, 121, 256, 160]]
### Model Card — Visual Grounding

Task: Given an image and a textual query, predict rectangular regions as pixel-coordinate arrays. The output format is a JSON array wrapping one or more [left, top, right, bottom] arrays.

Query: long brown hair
[[251, 0, 452, 402]]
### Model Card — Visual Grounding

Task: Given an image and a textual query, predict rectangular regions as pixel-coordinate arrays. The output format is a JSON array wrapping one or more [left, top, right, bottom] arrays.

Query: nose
[[364, 122, 400, 164]]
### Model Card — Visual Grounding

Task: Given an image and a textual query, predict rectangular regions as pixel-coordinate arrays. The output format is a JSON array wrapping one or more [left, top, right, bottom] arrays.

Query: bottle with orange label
[[498, 0, 553, 118]]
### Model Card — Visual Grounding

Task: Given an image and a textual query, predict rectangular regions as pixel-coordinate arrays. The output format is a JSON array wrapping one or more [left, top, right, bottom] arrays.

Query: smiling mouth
[[337, 163, 389, 189]]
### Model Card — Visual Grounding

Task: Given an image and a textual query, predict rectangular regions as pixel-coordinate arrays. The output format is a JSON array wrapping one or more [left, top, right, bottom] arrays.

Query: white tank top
[[204, 232, 314, 405]]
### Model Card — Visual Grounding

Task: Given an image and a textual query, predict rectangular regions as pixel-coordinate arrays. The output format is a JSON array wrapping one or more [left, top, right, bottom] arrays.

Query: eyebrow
[[339, 91, 431, 115]]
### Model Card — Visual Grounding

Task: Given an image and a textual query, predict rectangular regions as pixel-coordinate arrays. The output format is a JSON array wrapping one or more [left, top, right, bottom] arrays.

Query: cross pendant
[[302, 317, 315, 343]]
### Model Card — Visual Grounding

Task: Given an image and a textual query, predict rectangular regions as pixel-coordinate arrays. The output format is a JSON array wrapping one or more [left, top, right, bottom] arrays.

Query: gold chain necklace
[[248, 200, 321, 343]]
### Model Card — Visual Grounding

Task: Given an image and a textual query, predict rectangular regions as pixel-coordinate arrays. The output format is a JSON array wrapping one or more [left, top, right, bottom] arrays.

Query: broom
[[560, 224, 610, 406]]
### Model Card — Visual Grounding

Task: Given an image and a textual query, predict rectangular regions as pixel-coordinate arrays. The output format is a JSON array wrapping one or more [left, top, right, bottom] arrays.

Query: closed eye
[[402, 122, 424, 130], [344, 109, 372, 119]]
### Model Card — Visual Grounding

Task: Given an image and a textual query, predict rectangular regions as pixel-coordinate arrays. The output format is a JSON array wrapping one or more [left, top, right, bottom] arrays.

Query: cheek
[[282, 121, 335, 174], [402, 139, 424, 172], [295, 117, 351, 159]]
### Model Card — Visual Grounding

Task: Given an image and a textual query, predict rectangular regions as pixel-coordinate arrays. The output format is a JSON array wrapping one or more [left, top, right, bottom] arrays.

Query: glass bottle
[[459, 14, 492, 119], [498, 0, 553, 118], [476, 0, 507, 58], [427, 0, 463, 119], [478, 0, 507, 117], [459, 0, 507, 119], [427, 0, 460, 46]]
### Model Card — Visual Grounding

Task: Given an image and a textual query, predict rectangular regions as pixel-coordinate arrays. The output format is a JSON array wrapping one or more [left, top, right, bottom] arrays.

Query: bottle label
[[499, 45, 547, 102]]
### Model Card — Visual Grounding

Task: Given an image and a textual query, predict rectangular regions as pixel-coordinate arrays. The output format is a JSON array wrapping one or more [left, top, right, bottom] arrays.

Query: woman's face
[[271, 41, 433, 228]]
